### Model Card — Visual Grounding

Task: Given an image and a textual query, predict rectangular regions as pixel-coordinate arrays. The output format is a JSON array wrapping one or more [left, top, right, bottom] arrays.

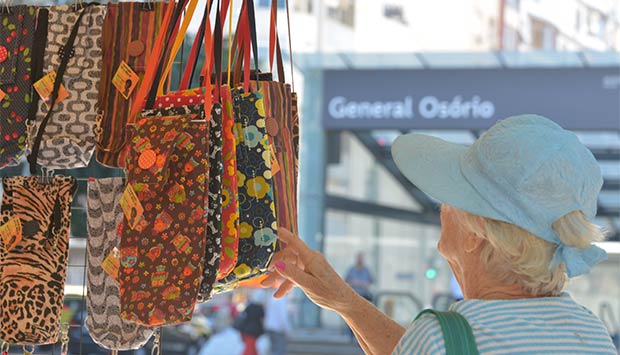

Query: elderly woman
[[262, 115, 617, 354]]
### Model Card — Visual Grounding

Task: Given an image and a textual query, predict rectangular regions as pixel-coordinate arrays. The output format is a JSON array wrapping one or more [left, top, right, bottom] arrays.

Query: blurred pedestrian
[[264, 289, 291, 355], [199, 306, 244, 355], [234, 292, 265, 355], [345, 253, 373, 302]]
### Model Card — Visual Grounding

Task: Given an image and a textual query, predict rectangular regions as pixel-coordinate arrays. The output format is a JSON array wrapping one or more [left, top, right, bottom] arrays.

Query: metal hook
[[72, 0, 85, 12], [0, 0, 11, 15], [151, 328, 161, 355], [141, 0, 155, 11], [22, 345, 34, 355], [60, 322, 70, 355], [1, 341, 10, 355]]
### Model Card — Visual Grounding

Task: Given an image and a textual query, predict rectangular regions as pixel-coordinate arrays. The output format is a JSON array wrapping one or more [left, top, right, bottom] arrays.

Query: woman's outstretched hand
[[261, 228, 357, 313]]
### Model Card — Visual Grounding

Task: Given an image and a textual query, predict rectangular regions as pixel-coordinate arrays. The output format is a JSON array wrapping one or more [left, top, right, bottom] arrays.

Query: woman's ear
[[464, 216, 486, 253], [464, 232, 485, 253]]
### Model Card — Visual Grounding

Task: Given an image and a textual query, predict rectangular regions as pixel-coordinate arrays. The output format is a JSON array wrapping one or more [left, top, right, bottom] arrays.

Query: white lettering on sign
[[328, 96, 414, 119], [328, 95, 495, 120], [418, 96, 494, 119]]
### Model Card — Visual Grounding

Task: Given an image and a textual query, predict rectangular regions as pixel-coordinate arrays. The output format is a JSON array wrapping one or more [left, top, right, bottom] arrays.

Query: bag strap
[[155, 0, 201, 96], [178, 8, 208, 91], [27, 4, 95, 175], [415, 309, 480, 355], [129, 0, 181, 119], [268, 0, 285, 83], [284, 0, 294, 91], [27, 7, 48, 130]]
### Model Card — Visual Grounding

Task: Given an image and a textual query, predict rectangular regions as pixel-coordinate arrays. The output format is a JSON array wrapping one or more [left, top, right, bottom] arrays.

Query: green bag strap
[[415, 309, 480, 355]]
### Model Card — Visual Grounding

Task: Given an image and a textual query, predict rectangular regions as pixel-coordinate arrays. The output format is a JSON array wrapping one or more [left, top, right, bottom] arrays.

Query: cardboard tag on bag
[[102, 247, 120, 280], [270, 145, 281, 176], [0, 216, 22, 252], [33, 71, 69, 108], [120, 184, 144, 229], [112, 60, 140, 100]]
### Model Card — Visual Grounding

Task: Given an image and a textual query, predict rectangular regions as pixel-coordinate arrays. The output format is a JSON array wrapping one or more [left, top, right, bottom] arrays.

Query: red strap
[[220, 0, 230, 28], [179, 18, 205, 90], [130, 0, 177, 121], [202, 0, 213, 117]]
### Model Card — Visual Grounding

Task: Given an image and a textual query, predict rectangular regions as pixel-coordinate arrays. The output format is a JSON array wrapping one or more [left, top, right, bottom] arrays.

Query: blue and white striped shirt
[[392, 293, 617, 355]]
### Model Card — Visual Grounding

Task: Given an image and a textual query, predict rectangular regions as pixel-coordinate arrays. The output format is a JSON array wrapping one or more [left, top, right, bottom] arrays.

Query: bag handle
[[178, 0, 229, 91], [230, 0, 259, 91], [27, 4, 95, 175], [129, 0, 185, 120], [27, 7, 48, 127], [284, 0, 294, 90], [268, 0, 285, 83], [178, 8, 207, 91], [155, 0, 202, 96], [145, 0, 191, 108], [415, 310, 480, 355]]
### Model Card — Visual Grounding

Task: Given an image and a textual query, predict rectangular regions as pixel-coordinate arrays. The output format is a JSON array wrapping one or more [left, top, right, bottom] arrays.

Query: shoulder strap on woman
[[415, 309, 480, 355]]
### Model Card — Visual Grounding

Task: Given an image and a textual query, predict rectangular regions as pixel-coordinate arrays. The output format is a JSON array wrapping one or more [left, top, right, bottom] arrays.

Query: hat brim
[[391, 133, 500, 220]]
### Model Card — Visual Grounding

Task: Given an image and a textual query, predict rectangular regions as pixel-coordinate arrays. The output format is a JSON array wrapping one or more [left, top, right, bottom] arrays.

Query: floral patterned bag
[[216, 86, 239, 280], [0, 6, 38, 168], [215, 88, 278, 291], [0, 176, 76, 345], [86, 177, 154, 350], [141, 99, 223, 302], [119, 115, 209, 326]]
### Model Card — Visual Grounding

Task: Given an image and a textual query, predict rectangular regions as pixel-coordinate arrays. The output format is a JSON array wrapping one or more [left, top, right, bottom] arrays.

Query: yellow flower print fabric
[[216, 89, 277, 290]]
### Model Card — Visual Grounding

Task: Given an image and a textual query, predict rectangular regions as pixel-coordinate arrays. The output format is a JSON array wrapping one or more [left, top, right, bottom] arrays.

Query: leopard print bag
[[27, 4, 106, 170], [86, 177, 154, 350], [0, 176, 76, 345]]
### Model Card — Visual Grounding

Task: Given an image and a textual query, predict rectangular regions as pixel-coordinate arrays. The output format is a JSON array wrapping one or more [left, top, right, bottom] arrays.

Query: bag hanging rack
[[142, 0, 156, 11], [0, 0, 12, 14], [71, 0, 86, 12]]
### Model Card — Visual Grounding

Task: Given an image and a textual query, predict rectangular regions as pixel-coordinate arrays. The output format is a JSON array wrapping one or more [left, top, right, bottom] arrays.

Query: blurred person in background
[[264, 289, 291, 355], [199, 306, 244, 355], [345, 253, 374, 302], [235, 291, 266, 355], [263, 115, 618, 354]]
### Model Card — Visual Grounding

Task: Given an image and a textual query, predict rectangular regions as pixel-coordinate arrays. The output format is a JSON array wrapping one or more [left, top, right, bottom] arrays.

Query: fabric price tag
[[0, 88, 6, 102], [33, 71, 69, 108], [112, 60, 140, 100], [102, 247, 120, 280], [270, 145, 280, 175], [120, 184, 144, 229], [0, 216, 22, 252]]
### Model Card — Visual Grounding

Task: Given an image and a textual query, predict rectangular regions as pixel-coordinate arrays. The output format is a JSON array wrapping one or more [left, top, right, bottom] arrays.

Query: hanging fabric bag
[[0, 5, 39, 168], [86, 177, 154, 350], [119, 114, 209, 326], [95, 1, 172, 168], [0, 175, 76, 345], [26, 4, 106, 171]]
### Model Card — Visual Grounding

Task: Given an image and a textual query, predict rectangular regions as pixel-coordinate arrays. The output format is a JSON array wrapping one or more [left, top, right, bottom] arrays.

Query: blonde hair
[[450, 206, 606, 296]]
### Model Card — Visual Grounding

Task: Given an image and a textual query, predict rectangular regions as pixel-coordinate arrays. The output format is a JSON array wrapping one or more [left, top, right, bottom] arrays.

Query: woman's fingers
[[274, 260, 316, 291], [278, 227, 317, 265], [273, 280, 295, 299], [260, 272, 282, 288]]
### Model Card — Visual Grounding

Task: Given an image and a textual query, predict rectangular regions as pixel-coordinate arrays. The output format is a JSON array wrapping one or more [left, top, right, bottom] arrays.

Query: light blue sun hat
[[391, 114, 607, 277]]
